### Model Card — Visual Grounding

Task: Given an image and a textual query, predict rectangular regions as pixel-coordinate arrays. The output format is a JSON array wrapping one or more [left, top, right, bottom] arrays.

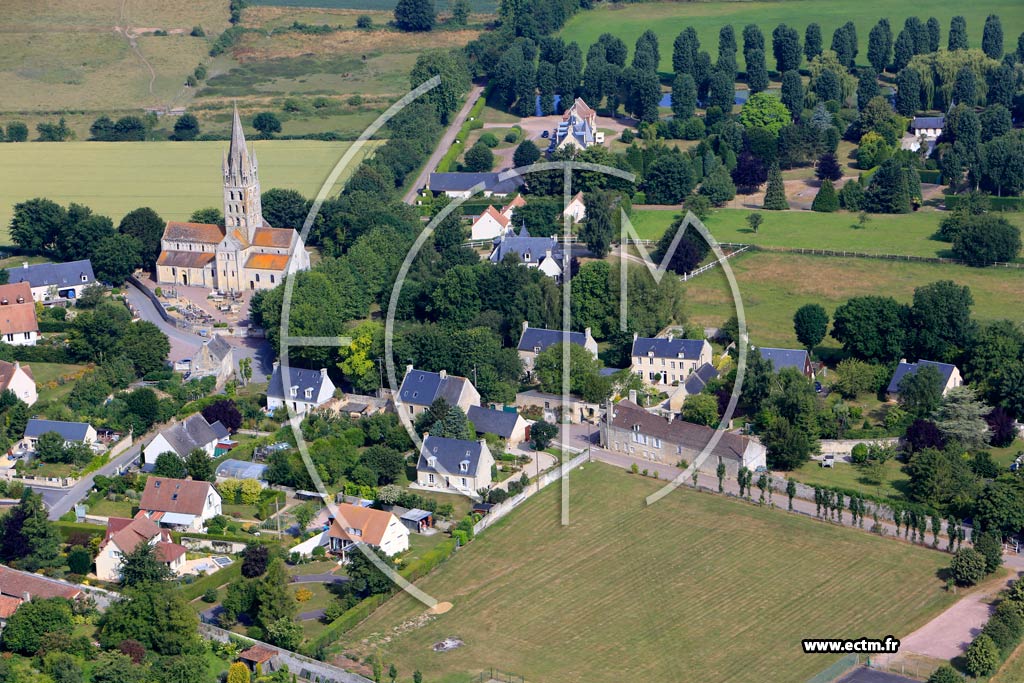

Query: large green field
[[683, 251, 1024, 348], [559, 1, 1024, 73], [344, 463, 956, 683], [0, 140, 377, 241], [630, 209, 1024, 260]]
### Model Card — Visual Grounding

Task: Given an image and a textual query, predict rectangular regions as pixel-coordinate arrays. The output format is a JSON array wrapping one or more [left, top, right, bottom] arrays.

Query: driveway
[[33, 438, 143, 521]]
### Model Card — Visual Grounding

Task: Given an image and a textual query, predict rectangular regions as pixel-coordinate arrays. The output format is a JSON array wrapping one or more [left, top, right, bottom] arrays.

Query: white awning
[[159, 512, 197, 526]]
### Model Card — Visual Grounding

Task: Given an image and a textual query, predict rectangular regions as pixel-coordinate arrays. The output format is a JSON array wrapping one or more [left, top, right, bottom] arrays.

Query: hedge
[[55, 521, 106, 543], [946, 195, 1024, 212], [0, 344, 74, 364], [435, 95, 487, 173], [178, 559, 243, 601], [917, 169, 942, 184], [37, 320, 69, 333]]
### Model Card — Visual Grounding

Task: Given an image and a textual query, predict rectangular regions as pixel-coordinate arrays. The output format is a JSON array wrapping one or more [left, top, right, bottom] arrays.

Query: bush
[[680, 117, 705, 140], [356, 15, 372, 29], [965, 633, 1000, 677], [463, 142, 494, 172], [952, 214, 1022, 266], [201, 587, 218, 603], [950, 547, 987, 586], [974, 529, 1004, 574], [478, 132, 499, 148], [620, 129, 635, 144], [504, 129, 519, 143]]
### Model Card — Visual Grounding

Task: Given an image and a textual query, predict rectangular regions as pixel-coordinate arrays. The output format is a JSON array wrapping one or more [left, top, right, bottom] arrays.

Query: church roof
[[157, 251, 216, 269], [245, 253, 289, 271], [162, 222, 226, 244], [252, 227, 295, 248]]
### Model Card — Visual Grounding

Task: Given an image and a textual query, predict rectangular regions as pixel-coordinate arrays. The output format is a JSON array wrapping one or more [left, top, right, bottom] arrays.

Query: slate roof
[[398, 368, 473, 408], [684, 362, 719, 395], [428, 172, 525, 194], [267, 365, 330, 402], [153, 413, 228, 457], [197, 334, 232, 364], [467, 405, 521, 439], [0, 564, 81, 601], [140, 477, 216, 516], [489, 227, 564, 265], [24, 419, 91, 442], [759, 347, 810, 373], [0, 283, 38, 336], [607, 400, 752, 462], [887, 360, 958, 394], [418, 435, 486, 477], [911, 116, 945, 129], [6, 260, 95, 289], [518, 326, 587, 354], [632, 337, 706, 360]]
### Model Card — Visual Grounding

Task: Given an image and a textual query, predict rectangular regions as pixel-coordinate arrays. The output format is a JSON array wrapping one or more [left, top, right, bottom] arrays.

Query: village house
[[0, 565, 81, 625], [292, 503, 409, 560], [489, 226, 566, 282], [189, 334, 234, 389], [427, 172, 525, 199], [266, 363, 336, 416], [887, 359, 963, 399], [471, 205, 512, 241], [563, 191, 586, 223], [501, 194, 526, 219], [553, 98, 604, 151], [759, 347, 815, 379], [631, 334, 713, 387], [667, 362, 719, 412], [467, 405, 530, 449], [517, 322, 598, 375], [138, 476, 223, 532], [143, 413, 230, 467], [516, 388, 601, 424], [5, 260, 96, 305], [416, 434, 495, 496], [0, 282, 38, 346], [397, 366, 480, 418], [21, 419, 96, 451], [155, 107, 310, 292], [0, 360, 36, 407], [600, 397, 767, 476], [95, 513, 187, 582]]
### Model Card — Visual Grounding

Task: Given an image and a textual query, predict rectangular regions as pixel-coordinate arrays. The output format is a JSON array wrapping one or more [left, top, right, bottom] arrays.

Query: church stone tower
[[223, 104, 265, 239]]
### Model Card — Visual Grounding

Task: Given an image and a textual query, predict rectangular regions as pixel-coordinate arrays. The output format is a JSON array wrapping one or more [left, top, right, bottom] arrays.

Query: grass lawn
[[629, 208, 1024, 259], [222, 503, 261, 520], [31, 362, 91, 404], [412, 490, 474, 522], [987, 438, 1024, 469], [344, 463, 956, 683], [290, 560, 341, 576], [993, 639, 1024, 683], [788, 459, 910, 503], [683, 251, 1024, 349], [0, 140, 377, 243], [559, 1, 1024, 74], [86, 498, 135, 518]]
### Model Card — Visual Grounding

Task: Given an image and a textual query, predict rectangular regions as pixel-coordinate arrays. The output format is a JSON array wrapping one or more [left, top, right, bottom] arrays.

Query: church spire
[[226, 102, 252, 182], [223, 102, 264, 235]]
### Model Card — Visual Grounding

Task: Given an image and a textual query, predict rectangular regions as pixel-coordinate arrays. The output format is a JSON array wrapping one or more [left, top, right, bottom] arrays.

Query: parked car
[[820, 455, 835, 468], [540, 130, 549, 138], [814, 381, 823, 393]]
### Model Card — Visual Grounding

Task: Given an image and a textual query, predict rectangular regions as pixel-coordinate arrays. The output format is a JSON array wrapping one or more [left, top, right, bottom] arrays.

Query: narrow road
[[402, 84, 485, 205], [33, 439, 144, 521]]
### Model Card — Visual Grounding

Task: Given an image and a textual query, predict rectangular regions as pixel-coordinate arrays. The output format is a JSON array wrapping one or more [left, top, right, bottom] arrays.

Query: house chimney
[[479, 438, 487, 448], [668, 413, 675, 423], [272, 360, 280, 371], [628, 389, 638, 404], [405, 363, 414, 376], [523, 320, 529, 332], [439, 369, 447, 380], [22, 262, 28, 269], [633, 332, 639, 342], [320, 368, 327, 376], [667, 332, 674, 341], [584, 327, 591, 339]]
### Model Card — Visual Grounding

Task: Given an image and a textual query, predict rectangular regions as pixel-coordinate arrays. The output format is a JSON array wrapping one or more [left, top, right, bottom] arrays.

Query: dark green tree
[[868, 19, 893, 73], [0, 491, 63, 572], [118, 207, 164, 270], [394, 0, 435, 31], [926, 17, 941, 52], [1, 597, 73, 654], [771, 24, 801, 73], [251, 112, 281, 137], [952, 214, 1022, 265], [856, 67, 879, 110], [831, 295, 907, 362], [671, 73, 697, 120], [645, 153, 695, 204], [184, 448, 214, 482], [895, 68, 922, 116], [530, 420, 558, 450], [952, 66, 977, 106], [899, 365, 944, 418], [949, 16, 969, 51], [172, 114, 200, 141], [745, 48, 768, 94], [463, 142, 493, 172], [780, 70, 803, 119], [93, 234, 142, 284], [153, 452, 186, 478], [793, 303, 829, 349], [762, 164, 788, 209], [982, 14, 1004, 59], [513, 140, 540, 168], [119, 539, 174, 587], [804, 23, 822, 62], [893, 29, 915, 71]]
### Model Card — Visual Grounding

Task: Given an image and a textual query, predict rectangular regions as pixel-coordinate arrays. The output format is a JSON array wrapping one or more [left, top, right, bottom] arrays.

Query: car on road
[[540, 130, 549, 138]]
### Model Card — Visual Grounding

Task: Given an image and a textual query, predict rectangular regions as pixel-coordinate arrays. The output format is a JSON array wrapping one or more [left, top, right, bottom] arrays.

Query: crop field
[[249, 0, 499, 12], [343, 463, 956, 683], [559, 0, 1024, 73], [683, 251, 1024, 348], [0, 140, 378, 241], [630, 209, 1024, 260]]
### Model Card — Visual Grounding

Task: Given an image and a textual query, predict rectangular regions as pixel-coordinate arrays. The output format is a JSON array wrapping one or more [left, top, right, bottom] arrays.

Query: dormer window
[[460, 460, 469, 473], [304, 387, 313, 399], [81, 274, 88, 282], [534, 346, 541, 353], [632, 424, 640, 432], [427, 456, 437, 467], [289, 385, 298, 398]]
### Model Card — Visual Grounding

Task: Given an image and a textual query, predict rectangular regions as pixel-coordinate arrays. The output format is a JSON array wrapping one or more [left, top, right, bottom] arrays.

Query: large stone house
[[138, 477, 223, 532], [266, 363, 336, 416], [887, 359, 963, 399], [155, 107, 310, 292], [416, 435, 495, 496], [143, 413, 230, 467], [5, 260, 96, 305], [0, 360, 36, 407], [190, 335, 234, 389], [489, 226, 566, 282], [397, 366, 480, 419], [517, 322, 598, 375], [630, 334, 713, 388], [0, 283, 38, 346], [600, 398, 766, 476], [95, 513, 187, 582]]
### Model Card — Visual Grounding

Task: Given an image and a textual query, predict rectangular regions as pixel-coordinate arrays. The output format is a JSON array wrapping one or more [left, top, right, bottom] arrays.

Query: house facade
[[5, 260, 96, 305], [95, 514, 187, 582], [155, 107, 310, 292], [416, 435, 495, 496], [488, 227, 566, 282], [21, 419, 95, 451], [563, 191, 586, 223], [190, 334, 234, 389], [0, 361, 36, 406], [143, 413, 229, 466], [266, 363, 336, 416], [517, 322, 598, 375], [471, 205, 511, 241], [887, 359, 963, 398], [324, 504, 409, 559], [139, 477, 223, 532], [0, 282, 38, 346], [601, 398, 767, 476], [427, 172, 525, 199], [667, 362, 719, 412], [630, 334, 713, 387], [397, 366, 480, 418], [554, 98, 604, 150]]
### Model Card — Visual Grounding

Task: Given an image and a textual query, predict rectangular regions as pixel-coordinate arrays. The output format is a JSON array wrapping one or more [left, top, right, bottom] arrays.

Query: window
[[461, 477, 467, 487], [5, 334, 11, 342], [653, 438, 662, 448], [428, 473, 435, 484], [270, 275, 275, 283]]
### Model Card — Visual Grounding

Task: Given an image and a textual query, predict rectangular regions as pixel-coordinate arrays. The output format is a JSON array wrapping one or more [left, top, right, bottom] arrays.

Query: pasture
[[682, 251, 1024, 348], [250, 0, 499, 11], [559, 1, 1024, 73], [0, 140, 377, 241], [343, 463, 956, 683]]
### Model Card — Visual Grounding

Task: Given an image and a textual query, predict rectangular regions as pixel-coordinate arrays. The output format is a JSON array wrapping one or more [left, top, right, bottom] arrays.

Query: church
[[155, 107, 310, 292]]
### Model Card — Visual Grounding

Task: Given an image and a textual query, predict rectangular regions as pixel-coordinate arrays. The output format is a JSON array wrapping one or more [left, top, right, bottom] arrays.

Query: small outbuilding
[[238, 645, 280, 674], [399, 508, 434, 534]]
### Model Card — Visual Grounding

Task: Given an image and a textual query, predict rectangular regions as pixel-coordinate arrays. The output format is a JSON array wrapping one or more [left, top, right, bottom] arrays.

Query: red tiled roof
[[476, 205, 510, 229], [162, 222, 226, 243], [0, 361, 32, 394], [326, 503, 396, 547], [155, 542, 187, 563], [0, 283, 38, 336], [239, 645, 278, 663], [0, 595, 22, 619], [244, 253, 289, 271], [140, 477, 215, 517], [0, 565, 80, 601], [157, 251, 216, 269], [251, 227, 295, 248]]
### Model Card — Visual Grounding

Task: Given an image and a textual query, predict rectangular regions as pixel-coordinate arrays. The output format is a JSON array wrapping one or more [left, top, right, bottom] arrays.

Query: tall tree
[[119, 540, 174, 587], [579, 191, 616, 258], [856, 67, 880, 110], [982, 14, 1004, 59], [671, 73, 697, 119], [0, 491, 62, 571], [780, 70, 804, 117], [895, 68, 922, 116], [672, 27, 700, 77], [893, 29, 915, 71], [772, 24, 801, 73], [394, 0, 435, 31], [868, 19, 893, 73], [762, 164, 788, 209], [717, 25, 737, 78], [118, 207, 164, 270], [949, 16, 969, 51], [831, 295, 908, 362], [926, 17, 941, 52], [804, 23, 823, 62], [745, 48, 768, 94], [793, 303, 829, 349]]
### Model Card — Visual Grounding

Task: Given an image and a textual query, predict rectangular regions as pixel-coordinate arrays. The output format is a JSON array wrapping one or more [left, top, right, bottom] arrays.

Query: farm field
[[682, 251, 1024, 348], [249, 0, 499, 12], [629, 208, 1024, 259], [344, 463, 956, 683], [559, 1, 1024, 73], [0, 140, 378, 241]]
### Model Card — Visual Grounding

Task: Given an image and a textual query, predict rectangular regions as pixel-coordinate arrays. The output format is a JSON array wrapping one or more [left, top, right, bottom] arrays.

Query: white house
[[95, 514, 187, 583], [21, 419, 96, 451], [397, 366, 480, 418], [266, 363, 336, 416], [630, 334, 713, 388], [563, 191, 586, 223], [0, 360, 36, 407], [554, 98, 604, 150], [501, 194, 526, 219], [887, 360, 963, 399], [138, 477, 223, 532], [0, 283, 38, 346], [143, 413, 230, 466], [416, 434, 495, 496], [471, 205, 511, 241], [488, 227, 566, 283], [5, 260, 96, 305]]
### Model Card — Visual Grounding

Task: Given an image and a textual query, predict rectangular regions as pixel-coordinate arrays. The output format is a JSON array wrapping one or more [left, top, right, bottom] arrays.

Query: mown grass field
[[559, 1, 1024, 73], [789, 459, 910, 502], [344, 463, 956, 683], [683, 251, 1024, 348], [0, 140, 378, 241], [629, 208, 1024, 259], [250, 0, 499, 11]]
